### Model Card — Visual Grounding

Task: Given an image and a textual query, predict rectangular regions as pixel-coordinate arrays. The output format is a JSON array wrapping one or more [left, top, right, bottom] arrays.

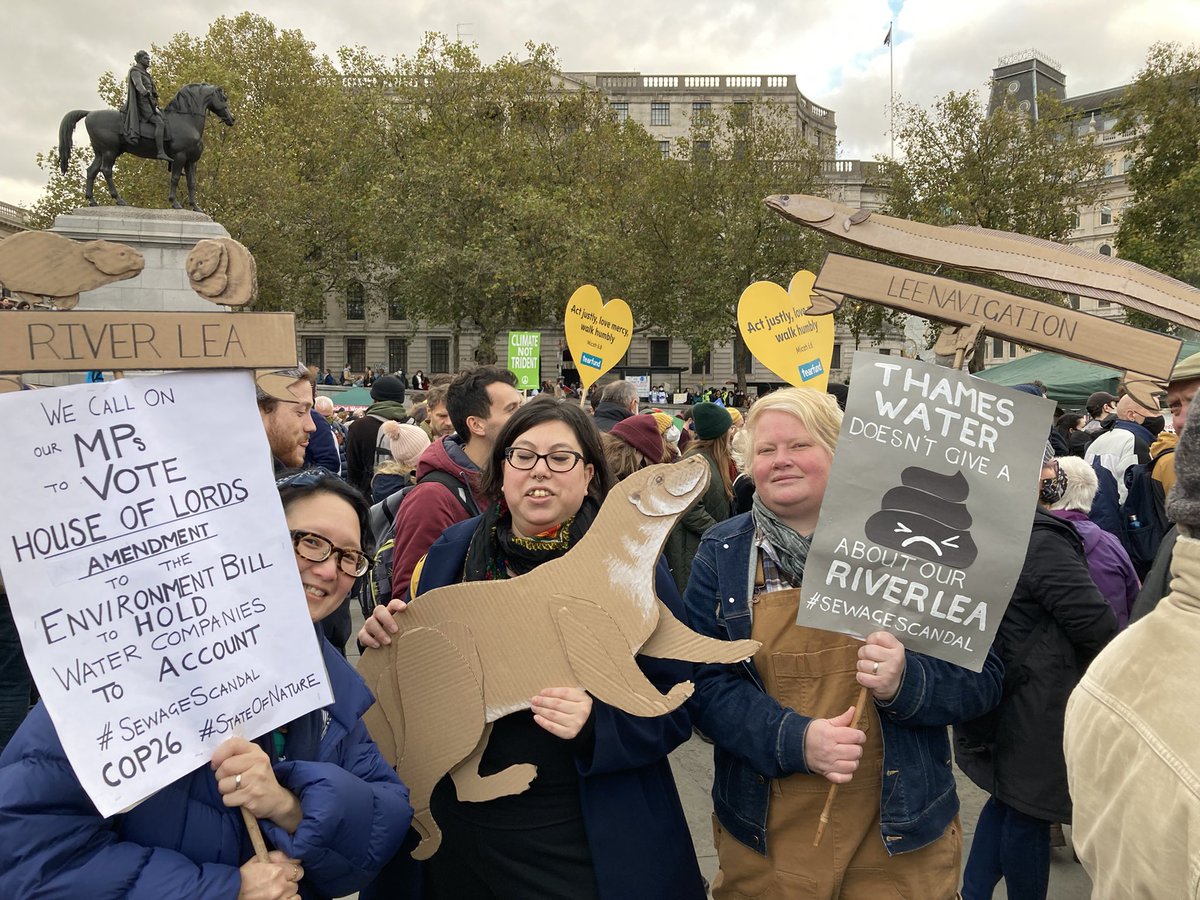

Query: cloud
[[2, 0, 1195, 209]]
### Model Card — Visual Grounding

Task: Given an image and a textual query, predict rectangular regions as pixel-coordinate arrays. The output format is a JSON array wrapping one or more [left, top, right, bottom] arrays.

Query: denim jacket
[[683, 514, 1004, 856]]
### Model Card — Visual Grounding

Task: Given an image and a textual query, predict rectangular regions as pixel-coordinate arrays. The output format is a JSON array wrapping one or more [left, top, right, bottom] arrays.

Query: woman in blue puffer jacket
[[0, 469, 412, 899]]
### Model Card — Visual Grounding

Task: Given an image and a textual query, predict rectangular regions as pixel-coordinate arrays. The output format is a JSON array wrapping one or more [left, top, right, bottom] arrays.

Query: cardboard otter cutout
[[357, 456, 760, 859]]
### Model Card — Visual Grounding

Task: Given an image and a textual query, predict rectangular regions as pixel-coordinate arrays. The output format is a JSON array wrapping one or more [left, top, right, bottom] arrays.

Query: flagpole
[[889, 19, 894, 160]]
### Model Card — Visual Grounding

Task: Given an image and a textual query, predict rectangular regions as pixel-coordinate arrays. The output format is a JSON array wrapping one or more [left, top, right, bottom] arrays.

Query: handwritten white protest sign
[[799, 355, 1053, 671], [0, 371, 332, 815]]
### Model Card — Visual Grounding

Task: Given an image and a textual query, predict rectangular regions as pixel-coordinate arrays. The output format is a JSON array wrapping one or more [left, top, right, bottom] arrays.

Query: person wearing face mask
[[1084, 394, 1164, 505], [956, 444, 1118, 900]]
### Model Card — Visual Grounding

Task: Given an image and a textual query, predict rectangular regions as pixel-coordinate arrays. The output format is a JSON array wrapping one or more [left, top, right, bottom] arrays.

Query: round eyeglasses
[[503, 446, 585, 473], [290, 530, 371, 577]]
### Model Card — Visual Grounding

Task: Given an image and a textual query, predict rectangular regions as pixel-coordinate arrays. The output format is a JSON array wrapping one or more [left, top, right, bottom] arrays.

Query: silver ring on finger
[[234, 773, 242, 790], [872, 661, 880, 676], [293, 865, 300, 881]]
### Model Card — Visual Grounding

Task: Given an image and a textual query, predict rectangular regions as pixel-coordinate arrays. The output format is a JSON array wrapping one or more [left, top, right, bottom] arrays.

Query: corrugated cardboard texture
[[0, 310, 298, 373], [358, 456, 760, 859]]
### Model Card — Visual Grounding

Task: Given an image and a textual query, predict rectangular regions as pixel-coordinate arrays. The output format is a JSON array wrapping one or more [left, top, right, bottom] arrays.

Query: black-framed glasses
[[290, 530, 371, 577], [503, 446, 585, 473]]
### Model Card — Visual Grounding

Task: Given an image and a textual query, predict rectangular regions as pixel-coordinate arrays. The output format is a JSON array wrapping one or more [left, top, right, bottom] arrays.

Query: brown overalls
[[711, 583, 961, 899]]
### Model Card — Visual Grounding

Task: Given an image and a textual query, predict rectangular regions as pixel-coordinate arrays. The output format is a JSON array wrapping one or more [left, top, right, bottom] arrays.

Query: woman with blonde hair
[[684, 388, 1003, 899], [665, 402, 736, 593]]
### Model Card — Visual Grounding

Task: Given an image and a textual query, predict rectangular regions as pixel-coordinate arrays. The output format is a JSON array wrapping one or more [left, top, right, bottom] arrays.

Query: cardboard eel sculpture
[[358, 456, 760, 859]]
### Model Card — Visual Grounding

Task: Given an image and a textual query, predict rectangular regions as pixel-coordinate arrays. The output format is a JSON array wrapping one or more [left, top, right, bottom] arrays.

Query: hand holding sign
[[738, 271, 836, 390], [564, 285, 633, 393]]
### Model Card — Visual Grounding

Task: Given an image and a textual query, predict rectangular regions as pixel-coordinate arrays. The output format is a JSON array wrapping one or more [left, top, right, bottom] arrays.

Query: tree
[[1116, 42, 1200, 334], [877, 89, 1106, 367], [32, 13, 394, 317], [378, 36, 660, 366], [629, 100, 826, 390]]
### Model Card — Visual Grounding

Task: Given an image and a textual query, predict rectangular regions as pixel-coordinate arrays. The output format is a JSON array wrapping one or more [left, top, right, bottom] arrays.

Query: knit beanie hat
[[381, 421, 431, 469], [651, 412, 674, 435], [1168, 395, 1200, 529], [611, 415, 665, 465], [728, 408, 744, 428], [371, 374, 407, 403], [692, 402, 733, 440]]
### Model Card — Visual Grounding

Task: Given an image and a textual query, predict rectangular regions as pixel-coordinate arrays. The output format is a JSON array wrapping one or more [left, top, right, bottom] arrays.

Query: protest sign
[[507, 331, 541, 390], [798, 354, 1053, 671], [563, 285, 633, 392], [738, 270, 836, 390], [0, 310, 298, 373], [811, 254, 1182, 382], [0, 370, 333, 815]]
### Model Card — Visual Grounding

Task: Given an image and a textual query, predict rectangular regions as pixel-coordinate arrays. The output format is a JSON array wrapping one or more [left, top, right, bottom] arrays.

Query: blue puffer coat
[[0, 634, 412, 899]]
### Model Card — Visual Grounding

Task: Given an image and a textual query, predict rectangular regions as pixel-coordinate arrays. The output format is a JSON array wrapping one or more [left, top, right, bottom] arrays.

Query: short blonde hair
[[745, 388, 843, 458], [1050, 455, 1099, 514]]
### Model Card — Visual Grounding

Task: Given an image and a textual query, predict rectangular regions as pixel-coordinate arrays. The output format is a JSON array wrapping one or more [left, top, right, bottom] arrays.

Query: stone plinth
[[50, 207, 230, 313]]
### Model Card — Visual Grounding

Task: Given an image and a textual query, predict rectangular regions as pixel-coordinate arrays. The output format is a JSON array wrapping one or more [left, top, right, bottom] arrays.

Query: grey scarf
[[751, 494, 813, 586]]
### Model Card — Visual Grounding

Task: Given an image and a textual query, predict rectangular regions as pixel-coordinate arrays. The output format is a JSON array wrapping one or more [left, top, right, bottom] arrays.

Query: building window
[[387, 283, 405, 320], [345, 337, 366, 375], [658, 140, 671, 159], [831, 344, 842, 370], [303, 337, 325, 372], [1067, 293, 1080, 310], [1008, 342, 1017, 358], [991, 337, 1004, 358], [388, 338, 408, 375], [1103, 160, 1114, 177], [650, 339, 671, 368], [611, 101, 628, 123], [651, 102, 670, 126], [691, 101, 711, 120], [346, 282, 365, 320], [1098, 243, 1112, 256], [731, 100, 751, 126], [692, 139, 710, 157], [1100, 205, 1112, 225], [429, 337, 450, 373], [878, 348, 892, 355], [691, 347, 711, 375], [1071, 211, 1080, 230]]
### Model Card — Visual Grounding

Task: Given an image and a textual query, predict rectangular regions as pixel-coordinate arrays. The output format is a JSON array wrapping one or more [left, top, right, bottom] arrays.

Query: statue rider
[[122, 50, 171, 161]]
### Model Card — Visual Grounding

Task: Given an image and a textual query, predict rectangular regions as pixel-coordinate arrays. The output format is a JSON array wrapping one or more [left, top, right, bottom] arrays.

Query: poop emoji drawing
[[864, 467, 978, 568]]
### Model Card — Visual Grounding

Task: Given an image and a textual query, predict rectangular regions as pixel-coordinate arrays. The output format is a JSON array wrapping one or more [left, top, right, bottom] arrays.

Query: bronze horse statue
[[59, 83, 235, 212]]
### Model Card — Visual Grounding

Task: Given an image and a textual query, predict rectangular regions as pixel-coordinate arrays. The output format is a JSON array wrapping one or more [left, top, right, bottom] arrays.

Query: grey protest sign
[[798, 354, 1053, 671]]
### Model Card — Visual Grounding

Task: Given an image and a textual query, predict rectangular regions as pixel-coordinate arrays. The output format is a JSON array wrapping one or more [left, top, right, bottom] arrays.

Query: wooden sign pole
[[814, 683, 871, 847]]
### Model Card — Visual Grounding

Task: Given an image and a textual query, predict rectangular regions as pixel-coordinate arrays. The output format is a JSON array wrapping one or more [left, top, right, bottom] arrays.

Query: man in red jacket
[[387, 366, 520, 603]]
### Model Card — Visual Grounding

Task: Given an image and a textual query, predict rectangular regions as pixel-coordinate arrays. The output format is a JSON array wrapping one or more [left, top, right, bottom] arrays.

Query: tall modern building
[[298, 70, 894, 393]]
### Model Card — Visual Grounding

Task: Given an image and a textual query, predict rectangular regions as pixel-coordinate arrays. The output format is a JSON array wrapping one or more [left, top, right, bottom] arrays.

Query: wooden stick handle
[[242, 806, 269, 861], [813, 683, 871, 847]]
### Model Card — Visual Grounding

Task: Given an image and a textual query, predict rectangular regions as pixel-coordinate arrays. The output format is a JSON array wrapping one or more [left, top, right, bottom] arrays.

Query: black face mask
[[1142, 415, 1165, 437]]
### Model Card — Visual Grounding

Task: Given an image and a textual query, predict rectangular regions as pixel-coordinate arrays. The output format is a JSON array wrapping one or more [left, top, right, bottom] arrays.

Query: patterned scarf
[[463, 495, 601, 581], [751, 493, 813, 586]]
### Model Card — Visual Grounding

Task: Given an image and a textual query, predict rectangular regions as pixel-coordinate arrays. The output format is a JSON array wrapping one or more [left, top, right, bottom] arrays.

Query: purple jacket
[[1052, 509, 1140, 628]]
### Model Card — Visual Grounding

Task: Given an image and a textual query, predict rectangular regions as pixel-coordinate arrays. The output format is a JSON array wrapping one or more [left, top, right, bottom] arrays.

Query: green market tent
[[975, 340, 1200, 409], [318, 386, 373, 408]]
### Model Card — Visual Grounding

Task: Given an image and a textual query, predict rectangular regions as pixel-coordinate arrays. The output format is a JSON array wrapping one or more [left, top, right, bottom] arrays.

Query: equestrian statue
[[58, 50, 235, 212]]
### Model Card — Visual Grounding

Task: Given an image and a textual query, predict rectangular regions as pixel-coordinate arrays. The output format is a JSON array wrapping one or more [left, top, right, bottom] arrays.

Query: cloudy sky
[[3, 0, 1194, 209]]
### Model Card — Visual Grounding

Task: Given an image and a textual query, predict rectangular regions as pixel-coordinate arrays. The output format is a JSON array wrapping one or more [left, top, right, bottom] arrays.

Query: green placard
[[507, 332, 541, 390]]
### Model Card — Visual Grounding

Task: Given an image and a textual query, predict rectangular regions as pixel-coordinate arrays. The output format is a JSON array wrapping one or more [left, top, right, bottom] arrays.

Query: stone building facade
[[296, 70, 898, 391]]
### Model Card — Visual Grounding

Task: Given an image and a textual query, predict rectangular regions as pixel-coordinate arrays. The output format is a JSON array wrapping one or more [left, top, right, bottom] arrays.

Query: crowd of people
[[1, 351, 1198, 899]]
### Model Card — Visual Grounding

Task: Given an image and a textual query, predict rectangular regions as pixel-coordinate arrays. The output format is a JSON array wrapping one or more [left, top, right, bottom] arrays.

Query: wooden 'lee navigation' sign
[[813, 254, 1182, 382]]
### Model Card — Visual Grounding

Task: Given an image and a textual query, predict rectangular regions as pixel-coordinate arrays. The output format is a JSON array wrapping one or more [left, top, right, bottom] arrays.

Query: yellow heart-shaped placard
[[737, 270, 836, 390], [564, 285, 634, 391]]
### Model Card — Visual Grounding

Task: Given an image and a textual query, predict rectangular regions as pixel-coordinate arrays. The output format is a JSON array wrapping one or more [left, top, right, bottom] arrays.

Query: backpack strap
[[416, 470, 480, 518]]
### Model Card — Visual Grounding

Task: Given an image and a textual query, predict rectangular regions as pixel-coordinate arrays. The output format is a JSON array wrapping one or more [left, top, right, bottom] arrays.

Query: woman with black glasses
[[361, 396, 705, 900], [0, 469, 413, 900]]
